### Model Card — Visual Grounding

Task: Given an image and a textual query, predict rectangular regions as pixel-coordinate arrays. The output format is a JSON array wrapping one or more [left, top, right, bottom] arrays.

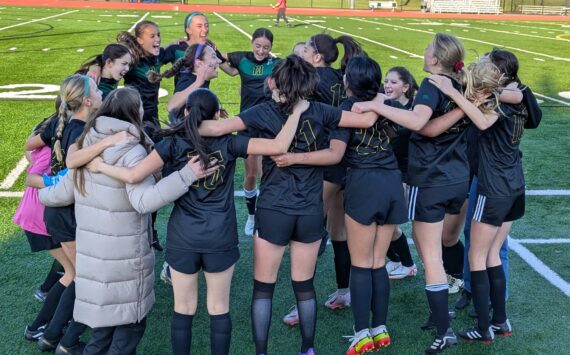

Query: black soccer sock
[[292, 278, 317, 352], [244, 188, 258, 216], [471, 269, 490, 330], [332, 241, 351, 289], [30, 281, 66, 330], [488, 265, 507, 324], [442, 241, 464, 279], [425, 284, 450, 336], [171, 312, 193, 355], [350, 266, 372, 332], [385, 242, 401, 263], [393, 232, 414, 267], [251, 280, 275, 355], [59, 320, 87, 348], [40, 260, 64, 293], [43, 281, 76, 341], [371, 266, 390, 328], [210, 313, 232, 355]]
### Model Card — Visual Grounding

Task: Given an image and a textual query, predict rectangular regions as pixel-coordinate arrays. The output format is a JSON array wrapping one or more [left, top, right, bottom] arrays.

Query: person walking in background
[[271, 0, 291, 27]]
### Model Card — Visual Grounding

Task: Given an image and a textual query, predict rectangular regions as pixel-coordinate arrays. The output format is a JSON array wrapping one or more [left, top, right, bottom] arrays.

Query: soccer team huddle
[[14, 9, 542, 355]]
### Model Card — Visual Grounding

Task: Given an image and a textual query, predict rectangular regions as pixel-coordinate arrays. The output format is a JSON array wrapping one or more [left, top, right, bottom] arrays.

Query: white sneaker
[[388, 263, 418, 280], [282, 305, 299, 326], [244, 214, 255, 236], [160, 262, 172, 285], [385, 261, 401, 274], [324, 289, 351, 310], [447, 274, 464, 294]]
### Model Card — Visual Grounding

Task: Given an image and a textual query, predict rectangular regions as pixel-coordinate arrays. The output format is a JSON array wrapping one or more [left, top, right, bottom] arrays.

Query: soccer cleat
[[55, 341, 86, 355], [458, 326, 494, 344], [420, 311, 456, 331], [454, 290, 471, 310], [370, 325, 391, 349], [37, 336, 58, 352], [385, 261, 401, 275], [324, 290, 351, 310], [282, 305, 299, 326], [244, 215, 255, 237], [34, 287, 48, 303], [297, 347, 316, 355], [491, 319, 512, 337], [345, 328, 375, 355], [24, 324, 46, 341], [160, 262, 172, 285], [388, 263, 418, 280], [425, 328, 458, 354], [446, 274, 464, 295]]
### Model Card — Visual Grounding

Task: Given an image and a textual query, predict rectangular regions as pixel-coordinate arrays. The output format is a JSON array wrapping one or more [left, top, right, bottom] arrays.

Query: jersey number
[[188, 150, 225, 190], [330, 83, 343, 107]]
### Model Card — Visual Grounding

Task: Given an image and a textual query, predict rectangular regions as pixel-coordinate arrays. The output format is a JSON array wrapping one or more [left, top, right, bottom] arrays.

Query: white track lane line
[[128, 12, 149, 33], [349, 17, 570, 62], [509, 236, 570, 297], [289, 16, 422, 59], [0, 10, 78, 31], [0, 156, 28, 190]]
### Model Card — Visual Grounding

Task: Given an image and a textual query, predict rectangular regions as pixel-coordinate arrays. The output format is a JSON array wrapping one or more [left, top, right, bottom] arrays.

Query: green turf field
[[0, 5, 569, 354]]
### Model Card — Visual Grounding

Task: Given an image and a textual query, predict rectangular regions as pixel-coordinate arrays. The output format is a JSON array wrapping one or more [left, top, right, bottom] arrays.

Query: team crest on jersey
[[252, 65, 264, 76]]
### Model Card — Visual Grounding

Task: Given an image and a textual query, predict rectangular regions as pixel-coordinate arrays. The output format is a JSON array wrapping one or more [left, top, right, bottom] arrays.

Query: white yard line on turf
[[533, 93, 570, 108], [213, 12, 252, 40], [462, 25, 570, 42], [289, 16, 422, 59], [0, 191, 23, 198], [128, 12, 149, 33], [526, 189, 570, 195], [509, 236, 570, 297], [0, 156, 28, 190], [349, 17, 570, 62], [516, 238, 570, 244], [0, 10, 78, 31]]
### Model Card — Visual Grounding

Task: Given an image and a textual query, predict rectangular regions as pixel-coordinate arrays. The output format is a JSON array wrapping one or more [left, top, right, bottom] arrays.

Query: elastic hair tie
[[194, 43, 205, 61], [454, 61, 464, 73], [185, 11, 204, 29], [82, 75, 90, 97]]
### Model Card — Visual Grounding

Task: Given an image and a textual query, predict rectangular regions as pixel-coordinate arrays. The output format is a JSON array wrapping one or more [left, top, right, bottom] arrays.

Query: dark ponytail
[[117, 20, 158, 66], [309, 34, 366, 72], [159, 88, 220, 168], [76, 43, 131, 75]]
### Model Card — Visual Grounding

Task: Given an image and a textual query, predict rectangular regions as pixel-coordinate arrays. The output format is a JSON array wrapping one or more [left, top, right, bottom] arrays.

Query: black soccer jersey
[[123, 49, 170, 124], [477, 103, 527, 197], [239, 100, 342, 215], [333, 97, 399, 169], [228, 51, 278, 112], [163, 42, 212, 94], [408, 76, 470, 187], [154, 133, 250, 252], [98, 77, 118, 100], [313, 67, 344, 107], [390, 99, 413, 179], [40, 117, 85, 174], [40, 117, 83, 239]]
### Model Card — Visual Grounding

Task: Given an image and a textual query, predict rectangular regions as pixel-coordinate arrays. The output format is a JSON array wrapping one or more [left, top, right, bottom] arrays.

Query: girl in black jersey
[[383, 67, 419, 280], [220, 28, 279, 237], [150, 43, 222, 123], [88, 88, 308, 355], [429, 50, 525, 344], [352, 33, 471, 354], [299, 33, 365, 316], [77, 44, 131, 100], [198, 55, 382, 355], [24, 74, 102, 353]]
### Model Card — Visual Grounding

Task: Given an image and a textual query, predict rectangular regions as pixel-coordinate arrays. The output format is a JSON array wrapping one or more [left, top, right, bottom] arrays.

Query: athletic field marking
[[534, 58, 545, 62], [509, 237, 570, 298], [0, 10, 78, 31], [516, 238, 570, 244], [213, 12, 252, 40], [349, 18, 570, 62], [453, 24, 570, 42], [526, 189, 570, 196], [127, 12, 149, 33], [0, 191, 23, 198], [151, 15, 172, 19], [0, 156, 28, 190], [559, 92, 570, 100], [533, 93, 570, 107], [289, 16, 422, 59]]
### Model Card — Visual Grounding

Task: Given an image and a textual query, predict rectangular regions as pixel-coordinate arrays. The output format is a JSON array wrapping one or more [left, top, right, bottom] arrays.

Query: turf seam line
[[0, 156, 28, 190], [508, 236, 570, 297], [0, 9, 78, 31]]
